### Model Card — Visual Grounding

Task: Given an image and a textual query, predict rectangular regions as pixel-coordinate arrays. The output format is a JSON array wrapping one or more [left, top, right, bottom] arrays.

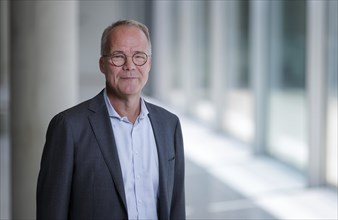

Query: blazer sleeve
[[170, 118, 186, 219], [37, 113, 74, 220]]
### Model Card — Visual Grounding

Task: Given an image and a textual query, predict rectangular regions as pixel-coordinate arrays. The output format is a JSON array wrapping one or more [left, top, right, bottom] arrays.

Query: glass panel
[[326, 0, 338, 187], [222, 1, 254, 143], [267, 1, 307, 171]]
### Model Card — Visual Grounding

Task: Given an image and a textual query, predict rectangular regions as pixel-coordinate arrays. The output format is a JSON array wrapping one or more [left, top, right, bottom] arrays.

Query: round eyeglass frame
[[103, 52, 149, 67]]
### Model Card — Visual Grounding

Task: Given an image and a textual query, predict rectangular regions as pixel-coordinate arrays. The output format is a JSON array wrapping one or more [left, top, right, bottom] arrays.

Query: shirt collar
[[103, 89, 149, 121]]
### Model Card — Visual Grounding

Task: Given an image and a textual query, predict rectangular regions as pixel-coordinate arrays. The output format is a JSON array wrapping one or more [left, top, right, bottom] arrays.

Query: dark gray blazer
[[37, 90, 185, 220]]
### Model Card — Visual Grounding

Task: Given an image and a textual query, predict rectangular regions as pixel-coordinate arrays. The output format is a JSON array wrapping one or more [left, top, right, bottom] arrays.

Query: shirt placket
[[131, 120, 144, 219]]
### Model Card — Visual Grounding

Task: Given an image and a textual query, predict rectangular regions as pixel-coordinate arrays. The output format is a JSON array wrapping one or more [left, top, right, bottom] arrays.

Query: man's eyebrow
[[112, 50, 146, 54], [111, 51, 124, 54]]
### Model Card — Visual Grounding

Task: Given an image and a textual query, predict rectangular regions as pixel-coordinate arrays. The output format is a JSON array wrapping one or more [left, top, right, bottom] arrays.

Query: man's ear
[[99, 57, 105, 74]]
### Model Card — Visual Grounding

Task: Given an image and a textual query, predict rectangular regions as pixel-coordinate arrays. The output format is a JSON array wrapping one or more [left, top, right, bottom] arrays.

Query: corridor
[[1, 1, 337, 219]]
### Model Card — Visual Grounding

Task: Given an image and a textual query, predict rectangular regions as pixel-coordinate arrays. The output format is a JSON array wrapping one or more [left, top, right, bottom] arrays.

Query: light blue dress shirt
[[104, 90, 159, 220]]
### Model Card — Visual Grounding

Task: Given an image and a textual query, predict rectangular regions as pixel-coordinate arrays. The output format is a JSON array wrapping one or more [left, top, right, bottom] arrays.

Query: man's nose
[[123, 56, 136, 70]]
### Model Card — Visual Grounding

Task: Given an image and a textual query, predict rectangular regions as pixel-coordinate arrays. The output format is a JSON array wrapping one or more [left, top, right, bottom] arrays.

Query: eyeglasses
[[103, 52, 149, 67]]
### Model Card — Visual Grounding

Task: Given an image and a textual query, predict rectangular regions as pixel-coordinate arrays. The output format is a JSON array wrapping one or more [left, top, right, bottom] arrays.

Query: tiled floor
[[180, 115, 338, 220], [186, 159, 277, 219]]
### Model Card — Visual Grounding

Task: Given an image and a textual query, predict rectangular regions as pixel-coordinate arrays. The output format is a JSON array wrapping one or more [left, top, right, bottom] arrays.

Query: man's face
[[99, 25, 151, 99]]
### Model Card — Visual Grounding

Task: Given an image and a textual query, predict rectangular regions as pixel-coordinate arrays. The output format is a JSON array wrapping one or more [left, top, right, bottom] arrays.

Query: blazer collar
[[146, 102, 170, 219], [87, 90, 128, 211]]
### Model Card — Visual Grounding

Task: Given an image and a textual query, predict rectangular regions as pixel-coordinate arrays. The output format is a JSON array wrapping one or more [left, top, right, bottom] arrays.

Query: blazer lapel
[[147, 103, 170, 219], [87, 91, 127, 211]]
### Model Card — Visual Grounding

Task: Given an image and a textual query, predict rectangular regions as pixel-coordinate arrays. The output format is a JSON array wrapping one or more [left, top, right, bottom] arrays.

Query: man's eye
[[134, 55, 144, 59], [113, 55, 125, 59]]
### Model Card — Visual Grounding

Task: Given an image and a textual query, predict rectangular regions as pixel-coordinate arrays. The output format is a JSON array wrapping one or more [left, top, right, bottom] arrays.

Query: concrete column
[[306, 0, 327, 186], [209, 1, 230, 131], [226, 1, 241, 90], [10, 1, 78, 218], [249, 0, 270, 154], [177, 1, 199, 113], [152, 0, 175, 102]]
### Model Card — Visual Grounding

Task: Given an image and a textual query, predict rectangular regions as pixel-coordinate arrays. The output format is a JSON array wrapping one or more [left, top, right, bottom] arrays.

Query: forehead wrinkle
[[108, 26, 149, 54]]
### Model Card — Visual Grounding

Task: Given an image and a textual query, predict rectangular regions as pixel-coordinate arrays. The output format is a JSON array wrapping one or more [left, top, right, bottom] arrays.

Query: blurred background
[[1, 0, 337, 219]]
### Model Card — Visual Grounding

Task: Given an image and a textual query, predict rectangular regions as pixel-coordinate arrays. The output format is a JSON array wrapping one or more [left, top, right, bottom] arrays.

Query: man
[[37, 20, 185, 220]]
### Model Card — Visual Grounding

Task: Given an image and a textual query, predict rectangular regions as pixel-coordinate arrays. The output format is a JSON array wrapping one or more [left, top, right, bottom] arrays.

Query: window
[[266, 0, 307, 171], [326, 0, 338, 187]]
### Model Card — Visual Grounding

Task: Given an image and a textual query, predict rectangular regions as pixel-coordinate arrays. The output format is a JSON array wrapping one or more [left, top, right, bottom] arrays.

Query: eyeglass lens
[[110, 52, 148, 67]]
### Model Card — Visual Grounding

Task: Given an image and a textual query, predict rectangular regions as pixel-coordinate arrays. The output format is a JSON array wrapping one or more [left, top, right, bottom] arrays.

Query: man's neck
[[107, 92, 141, 124]]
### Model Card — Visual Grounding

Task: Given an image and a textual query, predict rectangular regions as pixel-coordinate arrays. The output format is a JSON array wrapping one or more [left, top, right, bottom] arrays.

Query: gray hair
[[100, 20, 152, 56]]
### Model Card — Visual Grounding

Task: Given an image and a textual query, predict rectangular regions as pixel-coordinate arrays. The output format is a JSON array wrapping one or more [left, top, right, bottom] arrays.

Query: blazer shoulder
[[51, 90, 105, 122], [145, 101, 180, 121]]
